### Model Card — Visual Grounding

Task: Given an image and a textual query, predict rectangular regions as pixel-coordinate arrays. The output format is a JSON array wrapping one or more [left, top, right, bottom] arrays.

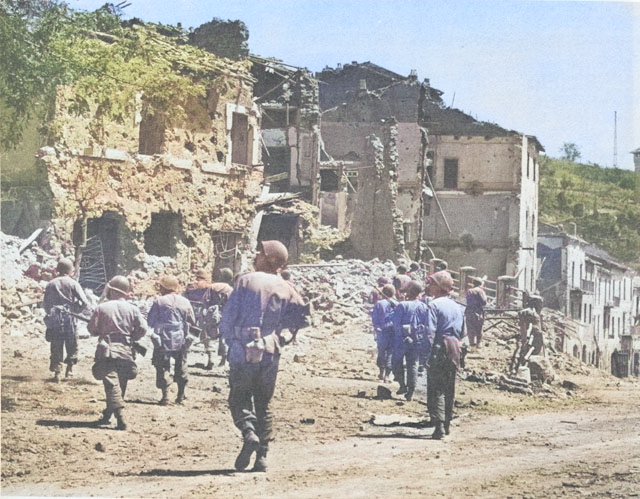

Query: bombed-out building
[[34, 24, 263, 292], [316, 62, 543, 290]]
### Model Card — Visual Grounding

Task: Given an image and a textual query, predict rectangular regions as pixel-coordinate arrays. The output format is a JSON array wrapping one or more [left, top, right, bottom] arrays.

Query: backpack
[[153, 298, 186, 353]]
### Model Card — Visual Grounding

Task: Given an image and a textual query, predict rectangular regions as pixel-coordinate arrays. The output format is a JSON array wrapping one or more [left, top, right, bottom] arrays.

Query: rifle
[[53, 306, 147, 357]]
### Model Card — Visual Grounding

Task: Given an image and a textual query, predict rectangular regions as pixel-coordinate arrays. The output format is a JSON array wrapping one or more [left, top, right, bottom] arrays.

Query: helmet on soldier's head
[[405, 280, 424, 298], [158, 275, 179, 293], [195, 269, 209, 280], [56, 258, 74, 275], [381, 284, 396, 298], [259, 240, 288, 269], [377, 276, 390, 287], [106, 275, 130, 295], [427, 270, 454, 293], [218, 267, 233, 283]]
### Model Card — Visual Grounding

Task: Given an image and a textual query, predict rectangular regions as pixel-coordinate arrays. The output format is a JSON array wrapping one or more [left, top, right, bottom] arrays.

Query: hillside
[[538, 157, 640, 269]]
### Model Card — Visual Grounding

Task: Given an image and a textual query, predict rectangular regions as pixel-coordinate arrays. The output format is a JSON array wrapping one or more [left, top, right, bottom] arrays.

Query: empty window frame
[[443, 158, 458, 189]]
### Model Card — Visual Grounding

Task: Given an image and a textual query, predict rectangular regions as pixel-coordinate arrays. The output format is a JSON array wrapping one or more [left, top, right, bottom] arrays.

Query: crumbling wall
[[348, 121, 404, 261], [429, 135, 521, 191], [43, 66, 262, 275], [188, 19, 249, 61]]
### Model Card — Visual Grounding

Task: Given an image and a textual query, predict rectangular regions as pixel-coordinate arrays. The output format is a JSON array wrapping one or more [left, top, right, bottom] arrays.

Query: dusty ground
[[2, 309, 640, 499]]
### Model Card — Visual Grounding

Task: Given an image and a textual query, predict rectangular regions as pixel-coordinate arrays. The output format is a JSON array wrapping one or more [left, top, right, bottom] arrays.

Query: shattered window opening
[[144, 211, 183, 257], [231, 112, 250, 165], [444, 158, 458, 189]]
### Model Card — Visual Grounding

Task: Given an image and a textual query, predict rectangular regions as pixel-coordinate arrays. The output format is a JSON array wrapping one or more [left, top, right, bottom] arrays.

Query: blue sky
[[68, 0, 639, 170]]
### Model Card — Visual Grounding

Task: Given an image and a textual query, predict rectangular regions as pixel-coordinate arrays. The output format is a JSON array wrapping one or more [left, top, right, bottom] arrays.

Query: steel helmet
[[260, 240, 288, 268], [106, 275, 130, 295], [158, 275, 180, 292], [56, 258, 74, 275]]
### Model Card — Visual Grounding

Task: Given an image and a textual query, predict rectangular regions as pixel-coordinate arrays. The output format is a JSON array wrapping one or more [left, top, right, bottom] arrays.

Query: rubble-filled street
[[2, 233, 639, 499]]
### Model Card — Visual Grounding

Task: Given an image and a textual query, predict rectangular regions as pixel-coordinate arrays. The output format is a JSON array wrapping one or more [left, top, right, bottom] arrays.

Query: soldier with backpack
[[42, 258, 89, 382], [184, 268, 232, 369], [88, 276, 147, 430], [147, 275, 195, 405], [389, 280, 429, 401], [370, 284, 398, 382]]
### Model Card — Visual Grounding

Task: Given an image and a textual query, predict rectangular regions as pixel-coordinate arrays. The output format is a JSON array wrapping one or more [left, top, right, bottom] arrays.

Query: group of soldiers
[[42, 240, 308, 472], [369, 265, 487, 440]]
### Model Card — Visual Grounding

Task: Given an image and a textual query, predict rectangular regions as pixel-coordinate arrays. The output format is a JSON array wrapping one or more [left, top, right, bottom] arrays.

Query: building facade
[[538, 231, 640, 376]]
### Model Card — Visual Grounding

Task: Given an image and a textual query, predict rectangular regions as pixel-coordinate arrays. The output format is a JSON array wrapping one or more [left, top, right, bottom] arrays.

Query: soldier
[[88, 276, 147, 430], [465, 277, 487, 348], [212, 268, 234, 366], [42, 258, 89, 382], [147, 275, 195, 405], [370, 284, 399, 382], [219, 240, 309, 472], [518, 294, 545, 362], [184, 268, 232, 370], [424, 270, 466, 439], [392, 264, 412, 300], [390, 280, 429, 401]]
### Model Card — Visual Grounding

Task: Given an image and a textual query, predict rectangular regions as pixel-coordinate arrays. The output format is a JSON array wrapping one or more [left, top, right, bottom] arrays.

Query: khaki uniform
[[88, 299, 147, 415]]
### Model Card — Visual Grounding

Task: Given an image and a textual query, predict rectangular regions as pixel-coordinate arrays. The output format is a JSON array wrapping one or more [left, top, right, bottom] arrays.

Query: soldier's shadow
[[36, 419, 108, 429], [140, 469, 236, 477]]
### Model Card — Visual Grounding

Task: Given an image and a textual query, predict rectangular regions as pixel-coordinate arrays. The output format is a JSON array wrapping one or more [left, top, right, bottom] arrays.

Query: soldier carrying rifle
[[88, 276, 147, 431], [42, 258, 89, 382]]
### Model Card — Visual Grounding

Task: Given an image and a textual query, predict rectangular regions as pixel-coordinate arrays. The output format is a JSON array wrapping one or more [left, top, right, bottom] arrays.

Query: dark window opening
[[261, 108, 291, 128], [139, 112, 166, 155], [444, 158, 458, 189], [424, 202, 431, 216], [264, 147, 291, 193], [74, 212, 136, 294], [258, 213, 299, 264], [144, 211, 183, 257], [320, 169, 340, 191], [231, 112, 249, 165]]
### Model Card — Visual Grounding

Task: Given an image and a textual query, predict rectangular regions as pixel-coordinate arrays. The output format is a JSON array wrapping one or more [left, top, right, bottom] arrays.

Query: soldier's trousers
[[392, 339, 419, 393], [152, 348, 188, 390], [228, 353, 280, 448], [94, 359, 136, 412], [49, 329, 78, 373], [427, 360, 457, 424]]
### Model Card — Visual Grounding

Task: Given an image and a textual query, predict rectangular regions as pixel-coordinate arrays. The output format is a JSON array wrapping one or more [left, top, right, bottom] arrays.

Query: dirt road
[[2, 312, 640, 498]]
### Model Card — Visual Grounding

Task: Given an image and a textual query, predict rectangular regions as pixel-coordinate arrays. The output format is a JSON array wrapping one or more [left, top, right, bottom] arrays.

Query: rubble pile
[[1, 229, 605, 400], [1, 232, 62, 337], [287, 258, 398, 329]]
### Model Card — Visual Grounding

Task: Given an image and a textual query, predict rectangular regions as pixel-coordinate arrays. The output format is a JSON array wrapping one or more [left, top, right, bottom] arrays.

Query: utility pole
[[613, 111, 618, 168]]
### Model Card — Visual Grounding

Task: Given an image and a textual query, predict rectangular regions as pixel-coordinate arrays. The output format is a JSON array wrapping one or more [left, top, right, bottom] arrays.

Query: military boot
[[159, 388, 169, 406], [115, 409, 127, 431], [396, 383, 407, 395], [175, 381, 187, 404], [234, 430, 260, 471], [444, 420, 451, 435], [205, 353, 214, 371], [52, 371, 61, 383], [405, 388, 414, 402], [64, 364, 73, 379], [252, 446, 268, 472], [432, 421, 445, 440], [96, 409, 112, 425]]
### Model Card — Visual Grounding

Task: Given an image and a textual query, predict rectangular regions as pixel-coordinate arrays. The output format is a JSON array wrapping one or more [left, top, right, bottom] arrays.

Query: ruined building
[[537, 228, 640, 377], [33, 24, 262, 292], [316, 62, 543, 290]]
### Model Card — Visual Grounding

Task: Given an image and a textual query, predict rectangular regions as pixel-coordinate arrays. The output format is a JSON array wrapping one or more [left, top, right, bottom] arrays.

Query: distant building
[[316, 61, 543, 291], [538, 228, 640, 377]]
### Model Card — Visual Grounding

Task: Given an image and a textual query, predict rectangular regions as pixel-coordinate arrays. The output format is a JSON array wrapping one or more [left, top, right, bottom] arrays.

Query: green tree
[[560, 142, 581, 162]]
